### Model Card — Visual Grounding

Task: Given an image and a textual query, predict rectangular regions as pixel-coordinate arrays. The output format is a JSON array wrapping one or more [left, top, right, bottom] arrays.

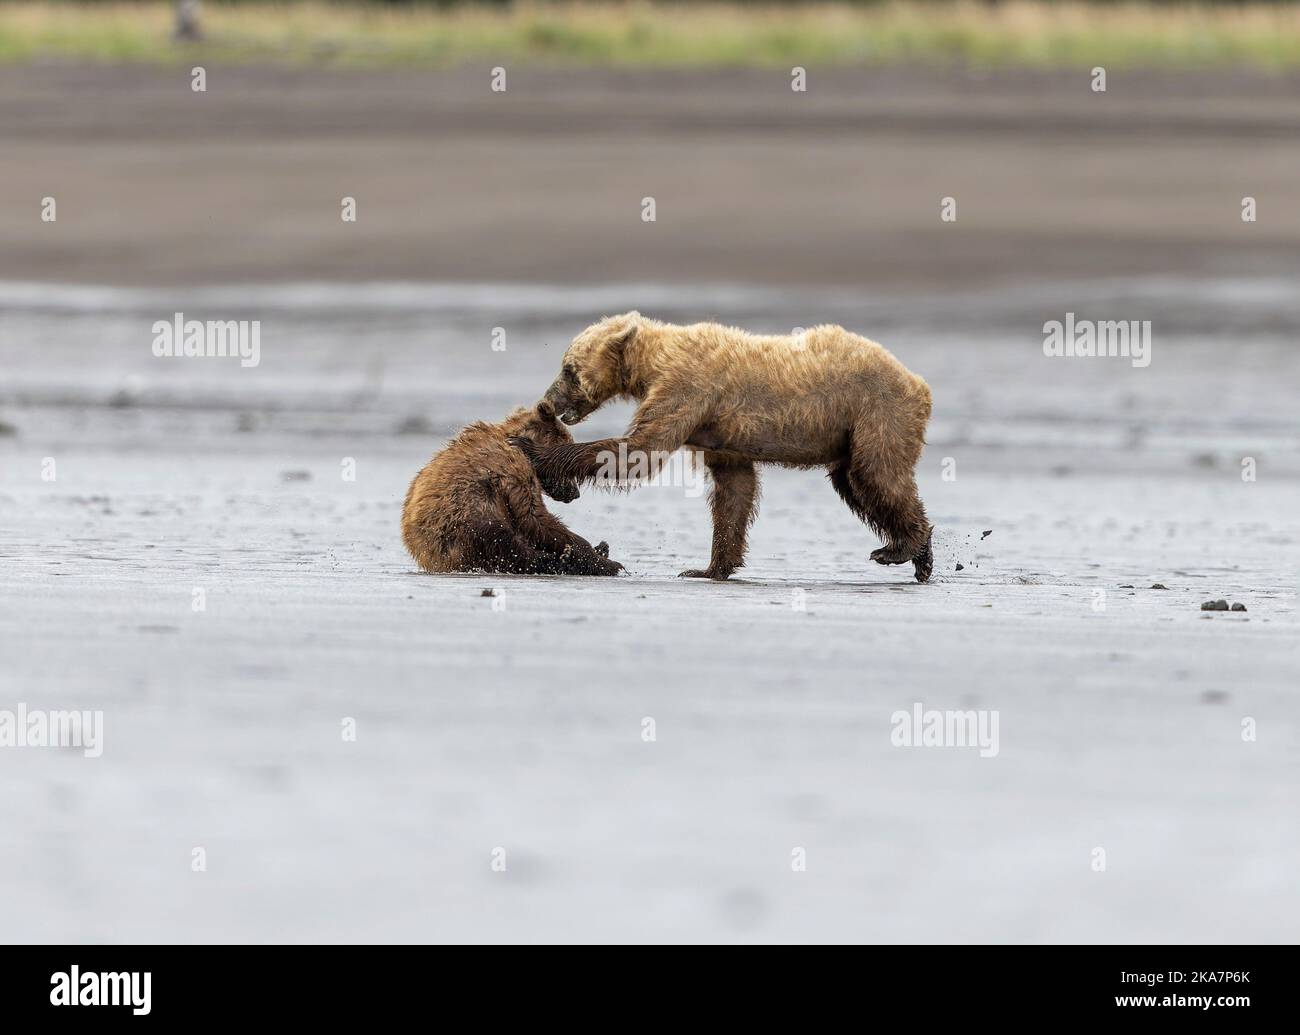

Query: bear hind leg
[[462, 517, 569, 575], [835, 451, 933, 584], [828, 461, 872, 528]]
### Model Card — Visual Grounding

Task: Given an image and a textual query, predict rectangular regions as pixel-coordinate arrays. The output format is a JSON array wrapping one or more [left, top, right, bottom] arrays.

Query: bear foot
[[558, 544, 623, 576], [678, 567, 733, 581], [870, 544, 912, 566], [872, 534, 933, 583]]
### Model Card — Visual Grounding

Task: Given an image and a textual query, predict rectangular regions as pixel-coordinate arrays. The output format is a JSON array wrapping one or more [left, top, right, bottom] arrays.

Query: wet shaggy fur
[[518, 312, 933, 582], [402, 405, 622, 576]]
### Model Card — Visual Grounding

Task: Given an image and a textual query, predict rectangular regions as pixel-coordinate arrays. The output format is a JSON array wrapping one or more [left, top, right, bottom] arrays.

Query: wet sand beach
[[2, 277, 1297, 942]]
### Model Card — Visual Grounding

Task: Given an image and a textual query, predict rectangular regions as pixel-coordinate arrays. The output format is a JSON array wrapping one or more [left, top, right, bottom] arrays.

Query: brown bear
[[510, 312, 933, 582], [402, 402, 623, 576]]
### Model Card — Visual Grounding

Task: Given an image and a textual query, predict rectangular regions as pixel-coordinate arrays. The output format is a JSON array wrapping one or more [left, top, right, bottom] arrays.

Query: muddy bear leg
[[491, 538, 570, 575], [455, 516, 562, 574], [853, 470, 932, 582], [570, 538, 624, 575], [554, 542, 623, 576], [828, 460, 868, 524], [911, 529, 934, 584], [833, 457, 933, 584], [519, 510, 623, 576], [680, 457, 758, 580]]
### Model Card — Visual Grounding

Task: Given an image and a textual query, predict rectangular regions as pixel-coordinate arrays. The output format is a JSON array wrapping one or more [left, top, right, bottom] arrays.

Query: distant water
[[1, 275, 1297, 331], [1, 278, 1297, 468]]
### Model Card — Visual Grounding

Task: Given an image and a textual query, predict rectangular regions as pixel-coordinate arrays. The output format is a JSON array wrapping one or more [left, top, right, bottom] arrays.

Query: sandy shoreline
[[2, 275, 1297, 941], [3, 64, 1300, 288]]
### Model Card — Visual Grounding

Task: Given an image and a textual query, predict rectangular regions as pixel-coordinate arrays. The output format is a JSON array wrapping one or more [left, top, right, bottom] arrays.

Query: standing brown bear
[[510, 312, 934, 582], [402, 403, 623, 575]]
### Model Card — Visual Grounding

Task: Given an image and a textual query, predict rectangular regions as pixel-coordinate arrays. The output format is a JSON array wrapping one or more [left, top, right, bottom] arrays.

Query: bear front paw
[[678, 567, 731, 581], [505, 436, 539, 460]]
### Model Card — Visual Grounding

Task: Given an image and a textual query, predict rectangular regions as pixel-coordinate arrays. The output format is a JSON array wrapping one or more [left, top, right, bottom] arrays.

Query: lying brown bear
[[402, 403, 623, 576], [511, 311, 934, 583]]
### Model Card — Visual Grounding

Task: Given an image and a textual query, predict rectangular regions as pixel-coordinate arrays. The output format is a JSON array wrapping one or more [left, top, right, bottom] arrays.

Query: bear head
[[542, 311, 640, 426], [504, 402, 581, 503]]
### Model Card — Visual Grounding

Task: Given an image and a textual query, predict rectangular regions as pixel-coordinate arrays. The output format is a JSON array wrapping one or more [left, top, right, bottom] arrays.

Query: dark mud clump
[[943, 529, 990, 576]]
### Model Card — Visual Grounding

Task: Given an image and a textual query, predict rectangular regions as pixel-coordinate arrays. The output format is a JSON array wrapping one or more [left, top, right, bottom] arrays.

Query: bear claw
[[870, 545, 912, 565], [912, 539, 933, 584], [505, 435, 538, 459]]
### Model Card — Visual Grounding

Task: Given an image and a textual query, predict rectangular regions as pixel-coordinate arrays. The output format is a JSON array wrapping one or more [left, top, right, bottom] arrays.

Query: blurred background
[[1, 2, 1298, 943], [4, 0, 1300, 288]]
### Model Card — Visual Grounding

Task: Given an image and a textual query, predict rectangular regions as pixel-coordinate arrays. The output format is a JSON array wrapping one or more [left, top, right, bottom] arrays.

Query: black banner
[[0, 945, 1286, 1022]]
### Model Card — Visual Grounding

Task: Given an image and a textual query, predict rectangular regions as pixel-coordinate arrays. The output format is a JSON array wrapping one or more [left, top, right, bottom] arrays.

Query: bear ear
[[605, 311, 640, 353], [535, 398, 556, 420]]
